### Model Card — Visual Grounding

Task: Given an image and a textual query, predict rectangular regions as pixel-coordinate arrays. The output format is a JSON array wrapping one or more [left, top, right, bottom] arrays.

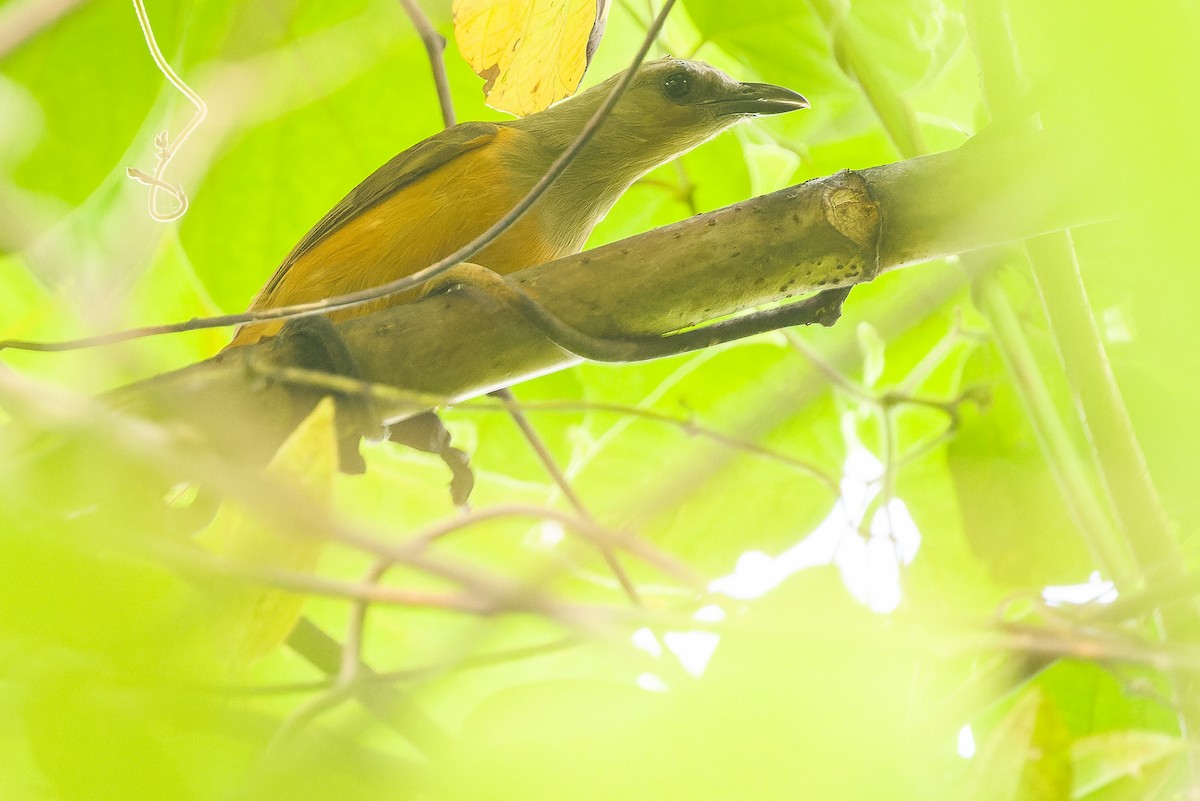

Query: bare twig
[[241, 359, 448, 421], [785, 330, 870, 398], [268, 558, 392, 746], [457, 397, 841, 494], [236, 355, 842, 597], [148, 538, 500, 614], [493, 388, 644, 604], [405, 503, 704, 591], [224, 635, 582, 696], [979, 621, 1200, 675], [1, 368, 651, 624], [397, 0, 456, 128]]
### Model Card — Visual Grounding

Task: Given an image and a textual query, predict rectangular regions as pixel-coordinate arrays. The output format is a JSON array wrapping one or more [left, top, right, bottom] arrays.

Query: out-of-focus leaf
[[0, 254, 55, 348], [3, 0, 1199, 797], [969, 687, 1072, 801], [684, 0, 833, 91], [1069, 214, 1200, 550], [453, 0, 611, 115], [1072, 731, 1185, 800], [998, 0, 1200, 550], [1032, 661, 1178, 739], [947, 341, 1093, 586], [430, 570, 963, 801], [1, 0, 174, 212], [577, 342, 845, 571], [195, 396, 339, 670], [180, 4, 440, 312], [24, 674, 198, 801]]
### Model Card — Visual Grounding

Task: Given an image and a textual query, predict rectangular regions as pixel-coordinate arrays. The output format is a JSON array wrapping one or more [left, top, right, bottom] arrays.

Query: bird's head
[[608, 57, 808, 148], [513, 57, 808, 178]]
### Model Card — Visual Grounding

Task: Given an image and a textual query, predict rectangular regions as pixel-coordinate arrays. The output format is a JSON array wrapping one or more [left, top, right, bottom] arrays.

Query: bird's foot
[[273, 315, 474, 505], [427, 263, 853, 363]]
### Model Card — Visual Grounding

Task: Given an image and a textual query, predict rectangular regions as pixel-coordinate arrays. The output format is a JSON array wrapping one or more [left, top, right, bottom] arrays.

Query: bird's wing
[[251, 121, 502, 306]]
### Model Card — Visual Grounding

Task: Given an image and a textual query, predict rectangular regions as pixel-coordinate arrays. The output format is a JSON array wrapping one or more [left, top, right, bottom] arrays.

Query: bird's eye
[[662, 71, 691, 100]]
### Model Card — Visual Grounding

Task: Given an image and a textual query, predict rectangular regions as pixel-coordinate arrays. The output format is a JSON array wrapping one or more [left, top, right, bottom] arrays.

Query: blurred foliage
[[2, 0, 1200, 799], [196, 397, 339, 672]]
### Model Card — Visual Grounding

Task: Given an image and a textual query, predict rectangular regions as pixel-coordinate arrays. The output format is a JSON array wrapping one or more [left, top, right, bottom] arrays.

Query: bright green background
[[2, 0, 1199, 798]]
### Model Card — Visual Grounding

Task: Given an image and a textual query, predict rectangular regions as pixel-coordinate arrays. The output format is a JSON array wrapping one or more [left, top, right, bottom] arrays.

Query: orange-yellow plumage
[[229, 127, 569, 346], [226, 58, 809, 349]]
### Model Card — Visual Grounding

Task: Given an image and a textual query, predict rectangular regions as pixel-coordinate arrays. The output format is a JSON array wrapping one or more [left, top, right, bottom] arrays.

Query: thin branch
[[493, 388, 644, 604], [0, 0, 679, 353], [1, 367, 638, 625], [368, 635, 584, 683], [404, 503, 704, 591], [265, 494, 706, 748], [225, 635, 583, 696], [268, 558, 391, 746], [785, 330, 871, 399], [788, 330, 974, 423], [786, 325, 980, 543], [148, 539, 492, 613], [150, 521, 668, 636], [397, 0, 456, 128], [241, 359, 449, 421], [456, 397, 841, 494], [873, 402, 900, 542], [893, 309, 987, 397], [214, 368, 703, 587], [979, 621, 1200, 676], [282, 618, 455, 752]]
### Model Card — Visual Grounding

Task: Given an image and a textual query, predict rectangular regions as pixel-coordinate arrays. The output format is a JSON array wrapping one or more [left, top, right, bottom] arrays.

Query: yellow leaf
[[453, 0, 611, 115], [195, 397, 339, 671]]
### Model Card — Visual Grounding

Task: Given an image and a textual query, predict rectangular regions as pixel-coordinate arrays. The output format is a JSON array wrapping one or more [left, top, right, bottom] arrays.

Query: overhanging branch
[[109, 127, 1108, 468]]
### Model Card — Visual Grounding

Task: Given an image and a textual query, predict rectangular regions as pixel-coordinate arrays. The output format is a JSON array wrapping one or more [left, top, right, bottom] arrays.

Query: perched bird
[[225, 57, 808, 502], [227, 57, 808, 347]]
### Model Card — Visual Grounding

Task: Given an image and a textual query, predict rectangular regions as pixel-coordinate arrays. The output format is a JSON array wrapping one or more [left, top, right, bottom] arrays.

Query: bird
[[226, 57, 809, 347], [224, 57, 808, 503]]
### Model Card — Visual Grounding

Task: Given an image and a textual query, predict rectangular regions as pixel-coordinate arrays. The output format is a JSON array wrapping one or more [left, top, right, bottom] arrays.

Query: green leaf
[[947, 341, 1094, 586], [1072, 731, 1185, 801], [969, 687, 1072, 801], [196, 396, 339, 670]]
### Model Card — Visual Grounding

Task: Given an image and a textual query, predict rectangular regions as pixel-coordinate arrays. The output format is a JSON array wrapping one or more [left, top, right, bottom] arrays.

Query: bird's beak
[[712, 82, 810, 116]]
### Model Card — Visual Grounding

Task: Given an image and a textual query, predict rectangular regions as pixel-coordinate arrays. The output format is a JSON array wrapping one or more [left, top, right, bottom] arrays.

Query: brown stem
[[396, 0, 456, 128]]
